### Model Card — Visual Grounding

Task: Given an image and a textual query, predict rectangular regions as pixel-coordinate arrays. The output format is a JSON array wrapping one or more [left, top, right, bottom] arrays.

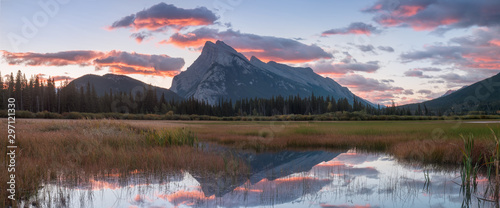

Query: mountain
[[70, 74, 182, 101], [439, 85, 468, 98], [170, 40, 373, 106], [402, 72, 500, 114], [440, 89, 457, 98]]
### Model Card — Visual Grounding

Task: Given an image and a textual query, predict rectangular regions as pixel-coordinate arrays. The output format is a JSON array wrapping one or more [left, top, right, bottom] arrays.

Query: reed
[[143, 128, 198, 147], [460, 134, 480, 193], [0, 119, 247, 206], [459, 130, 500, 207]]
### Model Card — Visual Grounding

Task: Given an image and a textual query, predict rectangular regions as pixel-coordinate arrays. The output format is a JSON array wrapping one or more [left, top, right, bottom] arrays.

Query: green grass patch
[[143, 128, 198, 147], [293, 127, 325, 135]]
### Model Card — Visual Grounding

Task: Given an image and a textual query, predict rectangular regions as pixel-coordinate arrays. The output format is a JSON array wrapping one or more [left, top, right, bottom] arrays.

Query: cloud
[[308, 60, 380, 75], [401, 27, 500, 75], [403, 89, 414, 95], [336, 74, 406, 105], [164, 28, 332, 63], [428, 80, 445, 84], [333, 61, 380, 73], [357, 45, 375, 52], [377, 46, 394, 52], [0, 50, 104, 66], [417, 89, 432, 94], [93, 51, 185, 76], [130, 32, 152, 43], [340, 52, 354, 64], [403, 70, 432, 78], [51, 76, 74, 82], [400, 46, 465, 64], [322, 22, 380, 36], [1, 50, 184, 77], [438, 73, 481, 84], [364, 0, 500, 32], [414, 67, 441, 72], [109, 3, 218, 31], [337, 74, 403, 92]]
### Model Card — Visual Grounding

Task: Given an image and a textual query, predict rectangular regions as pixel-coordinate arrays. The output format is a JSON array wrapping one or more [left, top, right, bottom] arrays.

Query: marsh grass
[[460, 134, 480, 193], [293, 127, 325, 135], [458, 130, 500, 207], [185, 120, 499, 165], [143, 128, 198, 147], [0, 119, 247, 207]]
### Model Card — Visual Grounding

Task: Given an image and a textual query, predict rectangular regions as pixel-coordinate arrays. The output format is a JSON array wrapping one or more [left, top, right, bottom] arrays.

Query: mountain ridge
[[70, 73, 182, 101], [401, 72, 500, 114], [171, 40, 374, 106]]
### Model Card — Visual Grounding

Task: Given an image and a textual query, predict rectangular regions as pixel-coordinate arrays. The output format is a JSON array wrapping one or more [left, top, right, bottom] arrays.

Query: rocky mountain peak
[[170, 40, 374, 106]]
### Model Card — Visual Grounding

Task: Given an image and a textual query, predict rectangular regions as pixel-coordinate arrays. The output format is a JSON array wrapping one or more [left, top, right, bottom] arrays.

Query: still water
[[23, 149, 498, 208]]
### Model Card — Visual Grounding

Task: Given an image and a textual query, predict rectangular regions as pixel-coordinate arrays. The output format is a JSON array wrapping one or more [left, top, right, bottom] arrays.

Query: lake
[[21, 148, 498, 208]]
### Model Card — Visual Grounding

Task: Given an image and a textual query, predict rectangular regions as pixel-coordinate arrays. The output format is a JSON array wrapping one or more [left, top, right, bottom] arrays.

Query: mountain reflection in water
[[24, 149, 498, 208]]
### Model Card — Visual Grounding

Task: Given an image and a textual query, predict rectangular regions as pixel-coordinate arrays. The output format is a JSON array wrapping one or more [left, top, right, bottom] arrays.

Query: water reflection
[[195, 150, 341, 197], [23, 149, 499, 208]]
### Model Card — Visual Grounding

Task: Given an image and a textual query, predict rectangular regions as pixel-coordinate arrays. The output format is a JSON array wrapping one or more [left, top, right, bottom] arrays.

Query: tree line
[[1, 70, 440, 117]]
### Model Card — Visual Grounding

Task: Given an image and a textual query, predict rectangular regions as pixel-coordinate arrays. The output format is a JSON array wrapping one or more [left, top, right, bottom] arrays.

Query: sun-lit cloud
[[163, 28, 332, 63], [94, 51, 184, 77], [130, 32, 152, 43], [0, 50, 104, 66], [400, 27, 500, 86], [0, 50, 185, 77], [322, 22, 380, 36], [108, 3, 218, 31], [364, 0, 500, 33]]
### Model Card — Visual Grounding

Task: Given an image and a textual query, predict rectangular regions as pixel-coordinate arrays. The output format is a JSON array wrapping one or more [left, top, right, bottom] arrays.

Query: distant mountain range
[[170, 41, 374, 106], [70, 41, 373, 106], [71, 40, 500, 113], [402, 72, 500, 113], [70, 74, 182, 101]]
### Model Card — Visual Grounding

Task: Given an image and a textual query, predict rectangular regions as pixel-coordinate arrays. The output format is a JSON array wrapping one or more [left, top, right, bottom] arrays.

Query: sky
[[1, 0, 500, 105]]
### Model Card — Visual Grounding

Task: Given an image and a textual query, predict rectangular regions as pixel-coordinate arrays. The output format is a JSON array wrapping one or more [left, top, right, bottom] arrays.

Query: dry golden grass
[[179, 120, 498, 164], [0, 119, 248, 206]]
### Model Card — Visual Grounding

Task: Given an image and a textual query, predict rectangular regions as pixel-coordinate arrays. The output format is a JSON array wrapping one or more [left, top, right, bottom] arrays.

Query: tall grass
[[143, 128, 198, 147], [0, 120, 247, 206], [459, 130, 500, 207], [190, 120, 498, 164], [484, 129, 500, 206], [460, 134, 480, 194]]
